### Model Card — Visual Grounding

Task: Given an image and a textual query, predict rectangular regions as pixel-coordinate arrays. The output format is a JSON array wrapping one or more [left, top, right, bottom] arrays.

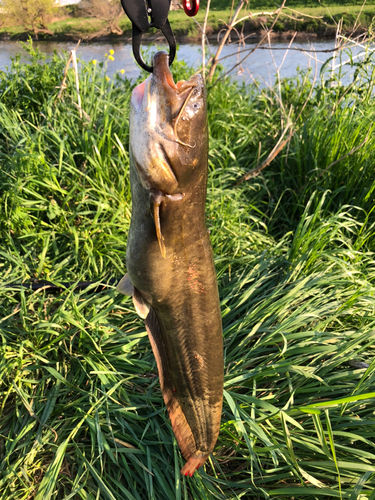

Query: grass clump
[[0, 41, 375, 499]]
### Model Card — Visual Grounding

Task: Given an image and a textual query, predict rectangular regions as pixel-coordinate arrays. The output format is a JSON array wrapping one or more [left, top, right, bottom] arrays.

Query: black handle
[[121, 0, 176, 73], [121, 0, 171, 31], [132, 19, 176, 73]]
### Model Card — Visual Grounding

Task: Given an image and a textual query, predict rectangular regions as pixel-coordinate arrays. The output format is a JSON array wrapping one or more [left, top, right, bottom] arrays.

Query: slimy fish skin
[[117, 51, 223, 476]]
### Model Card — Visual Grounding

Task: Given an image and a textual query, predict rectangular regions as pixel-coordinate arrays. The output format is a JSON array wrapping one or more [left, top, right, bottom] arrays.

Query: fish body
[[118, 52, 223, 475]]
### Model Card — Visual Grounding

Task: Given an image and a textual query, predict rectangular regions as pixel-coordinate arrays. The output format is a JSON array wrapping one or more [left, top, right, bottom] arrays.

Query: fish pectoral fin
[[116, 273, 134, 295], [133, 288, 150, 319], [151, 191, 166, 259], [116, 275, 150, 319], [151, 191, 185, 259]]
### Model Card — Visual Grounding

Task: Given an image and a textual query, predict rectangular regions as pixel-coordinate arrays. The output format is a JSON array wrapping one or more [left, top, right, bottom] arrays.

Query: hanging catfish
[[117, 51, 223, 476]]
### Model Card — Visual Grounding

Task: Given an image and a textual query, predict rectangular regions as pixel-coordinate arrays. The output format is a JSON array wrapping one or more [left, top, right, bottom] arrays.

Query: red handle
[[183, 0, 199, 17]]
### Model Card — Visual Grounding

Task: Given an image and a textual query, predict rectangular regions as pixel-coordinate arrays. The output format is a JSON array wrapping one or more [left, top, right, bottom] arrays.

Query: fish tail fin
[[180, 455, 209, 476], [145, 308, 202, 471]]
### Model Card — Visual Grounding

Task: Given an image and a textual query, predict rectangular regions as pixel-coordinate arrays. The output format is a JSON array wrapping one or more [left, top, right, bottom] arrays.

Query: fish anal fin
[[133, 288, 150, 319], [116, 274, 134, 295], [144, 308, 201, 471]]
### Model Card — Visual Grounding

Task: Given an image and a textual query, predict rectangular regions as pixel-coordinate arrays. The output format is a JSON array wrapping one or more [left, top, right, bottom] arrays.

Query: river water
[[0, 39, 373, 86]]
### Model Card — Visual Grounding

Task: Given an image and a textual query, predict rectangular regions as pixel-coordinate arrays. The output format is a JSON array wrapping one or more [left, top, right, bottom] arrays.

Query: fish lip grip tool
[[121, 0, 200, 72], [121, 0, 176, 72]]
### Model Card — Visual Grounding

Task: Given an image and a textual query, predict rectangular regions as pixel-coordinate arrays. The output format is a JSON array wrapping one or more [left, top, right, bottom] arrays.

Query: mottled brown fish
[[117, 51, 223, 476]]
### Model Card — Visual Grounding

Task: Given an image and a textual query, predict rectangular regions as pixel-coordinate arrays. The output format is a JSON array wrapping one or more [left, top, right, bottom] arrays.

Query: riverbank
[[1, 4, 375, 42], [1, 42, 375, 500]]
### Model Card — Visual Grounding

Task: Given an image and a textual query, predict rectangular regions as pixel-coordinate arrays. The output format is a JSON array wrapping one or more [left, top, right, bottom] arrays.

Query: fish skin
[[121, 51, 223, 475]]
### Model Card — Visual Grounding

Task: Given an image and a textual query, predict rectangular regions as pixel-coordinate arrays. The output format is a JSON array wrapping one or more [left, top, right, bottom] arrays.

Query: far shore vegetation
[[1, 0, 375, 41]]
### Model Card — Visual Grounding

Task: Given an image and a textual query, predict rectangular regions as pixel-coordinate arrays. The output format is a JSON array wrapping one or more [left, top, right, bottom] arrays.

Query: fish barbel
[[117, 51, 223, 476]]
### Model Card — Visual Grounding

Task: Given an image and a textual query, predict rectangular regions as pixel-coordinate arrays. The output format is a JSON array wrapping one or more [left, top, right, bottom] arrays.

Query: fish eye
[[180, 97, 203, 121]]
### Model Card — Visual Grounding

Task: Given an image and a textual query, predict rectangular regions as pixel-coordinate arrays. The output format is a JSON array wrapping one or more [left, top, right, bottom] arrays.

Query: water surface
[[0, 39, 372, 86]]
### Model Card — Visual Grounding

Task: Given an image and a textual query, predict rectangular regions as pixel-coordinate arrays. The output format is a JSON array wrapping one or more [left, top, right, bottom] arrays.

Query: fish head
[[129, 51, 207, 195]]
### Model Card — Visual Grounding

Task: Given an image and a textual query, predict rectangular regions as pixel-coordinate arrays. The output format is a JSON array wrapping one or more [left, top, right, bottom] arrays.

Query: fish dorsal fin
[[133, 288, 150, 319], [116, 274, 134, 295]]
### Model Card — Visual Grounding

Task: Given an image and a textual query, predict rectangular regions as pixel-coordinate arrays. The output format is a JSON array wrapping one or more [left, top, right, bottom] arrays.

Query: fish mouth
[[131, 51, 202, 111], [152, 51, 177, 91], [152, 51, 194, 92]]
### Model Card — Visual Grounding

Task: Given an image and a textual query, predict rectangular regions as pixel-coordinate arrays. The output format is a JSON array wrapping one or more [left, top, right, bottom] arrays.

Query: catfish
[[117, 51, 223, 476]]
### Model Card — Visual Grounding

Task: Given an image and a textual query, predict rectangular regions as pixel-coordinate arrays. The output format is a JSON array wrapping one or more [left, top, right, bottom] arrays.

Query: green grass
[[52, 17, 107, 37], [46, 5, 375, 38], [205, 0, 375, 8], [2, 1, 375, 40], [0, 41, 375, 498]]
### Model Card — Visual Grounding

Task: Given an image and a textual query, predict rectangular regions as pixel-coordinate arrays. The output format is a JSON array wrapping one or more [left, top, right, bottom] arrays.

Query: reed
[[0, 42, 374, 499]]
